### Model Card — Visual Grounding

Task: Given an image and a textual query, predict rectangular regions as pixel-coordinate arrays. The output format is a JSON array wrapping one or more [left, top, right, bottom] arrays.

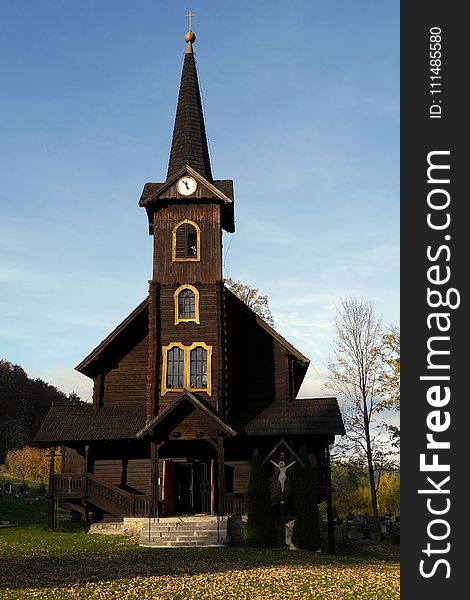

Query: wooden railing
[[225, 493, 246, 516], [52, 474, 86, 498], [51, 474, 151, 517], [87, 474, 133, 514]]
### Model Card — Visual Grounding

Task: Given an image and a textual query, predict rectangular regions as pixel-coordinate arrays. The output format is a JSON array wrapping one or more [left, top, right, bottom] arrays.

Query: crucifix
[[186, 9, 196, 31]]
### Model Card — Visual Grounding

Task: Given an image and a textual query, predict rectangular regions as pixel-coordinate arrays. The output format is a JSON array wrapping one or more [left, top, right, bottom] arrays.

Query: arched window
[[166, 346, 184, 389], [190, 346, 208, 389], [174, 284, 200, 325], [172, 220, 201, 261]]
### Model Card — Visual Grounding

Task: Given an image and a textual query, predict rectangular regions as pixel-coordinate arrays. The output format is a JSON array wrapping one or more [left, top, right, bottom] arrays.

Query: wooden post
[[150, 440, 160, 518], [325, 445, 336, 554], [217, 438, 225, 516], [210, 458, 215, 515], [83, 445, 90, 527], [121, 457, 128, 487], [47, 445, 56, 531], [155, 443, 160, 519]]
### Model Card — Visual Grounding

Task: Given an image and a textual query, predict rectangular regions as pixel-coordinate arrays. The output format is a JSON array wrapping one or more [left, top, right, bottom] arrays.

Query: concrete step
[[142, 536, 226, 546], [139, 516, 228, 548], [147, 525, 224, 534], [149, 529, 223, 536], [141, 539, 227, 548]]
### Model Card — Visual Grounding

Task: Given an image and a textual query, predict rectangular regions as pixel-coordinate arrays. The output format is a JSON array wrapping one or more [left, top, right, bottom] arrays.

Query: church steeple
[[166, 27, 213, 182]]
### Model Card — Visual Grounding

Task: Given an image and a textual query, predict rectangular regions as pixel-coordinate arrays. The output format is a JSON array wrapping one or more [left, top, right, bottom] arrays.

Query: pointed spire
[[166, 27, 213, 182]]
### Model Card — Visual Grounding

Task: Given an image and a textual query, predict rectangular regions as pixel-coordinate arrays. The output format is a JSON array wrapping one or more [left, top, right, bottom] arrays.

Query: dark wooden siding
[[127, 458, 151, 494], [225, 294, 278, 429], [274, 339, 291, 403], [153, 407, 224, 441], [226, 461, 250, 494], [93, 459, 122, 486], [103, 332, 148, 406], [61, 447, 84, 473], [152, 204, 222, 284], [157, 283, 223, 414]]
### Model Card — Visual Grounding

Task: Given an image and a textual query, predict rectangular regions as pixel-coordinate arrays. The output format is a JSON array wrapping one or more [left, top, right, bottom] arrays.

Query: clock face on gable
[[177, 176, 198, 196]]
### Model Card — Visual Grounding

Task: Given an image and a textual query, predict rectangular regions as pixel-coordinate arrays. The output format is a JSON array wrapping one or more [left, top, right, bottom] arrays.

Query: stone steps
[[140, 516, 228, 548]]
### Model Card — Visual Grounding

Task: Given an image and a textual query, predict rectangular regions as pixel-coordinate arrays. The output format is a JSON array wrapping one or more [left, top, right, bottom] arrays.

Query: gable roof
[[75, 298, 148, 376], [224, 287, 310, 364], [139, 165, 233, 206], [138, 166, 235, 234], [136, 391, 236, 438]]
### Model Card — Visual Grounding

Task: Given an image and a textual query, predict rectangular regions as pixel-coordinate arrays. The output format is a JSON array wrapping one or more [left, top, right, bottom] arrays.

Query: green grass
[[0, 497, 399, 599]]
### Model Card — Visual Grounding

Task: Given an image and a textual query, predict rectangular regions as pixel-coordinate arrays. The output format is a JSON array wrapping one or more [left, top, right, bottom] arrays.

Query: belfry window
[[172, 220, 201, 261], [174, 284, 200, 325], [162, 342, 212, 395]]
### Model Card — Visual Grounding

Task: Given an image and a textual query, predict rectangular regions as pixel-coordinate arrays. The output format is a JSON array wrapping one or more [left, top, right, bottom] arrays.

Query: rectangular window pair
[[162, 342, 212, 395]]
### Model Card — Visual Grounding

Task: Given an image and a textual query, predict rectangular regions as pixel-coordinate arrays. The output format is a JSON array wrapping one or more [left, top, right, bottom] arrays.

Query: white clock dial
[[177, 176, 198, 196]]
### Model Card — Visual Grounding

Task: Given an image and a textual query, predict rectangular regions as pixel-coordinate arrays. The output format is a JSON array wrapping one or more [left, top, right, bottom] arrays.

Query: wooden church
[[35, 24, 344, 545]]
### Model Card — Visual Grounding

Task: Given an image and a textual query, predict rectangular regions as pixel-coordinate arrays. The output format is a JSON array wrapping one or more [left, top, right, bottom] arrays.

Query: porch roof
[[34, 404, 147, 443], [136, 391, 236, 438], [240, 397, 346, 436]]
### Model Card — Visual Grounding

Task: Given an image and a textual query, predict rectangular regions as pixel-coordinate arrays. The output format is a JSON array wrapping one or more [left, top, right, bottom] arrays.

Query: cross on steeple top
[[186, 9, 196, 31]]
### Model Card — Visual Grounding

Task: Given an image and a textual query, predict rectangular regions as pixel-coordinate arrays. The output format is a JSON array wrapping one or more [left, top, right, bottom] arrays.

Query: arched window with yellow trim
[[190, 346, 208, 389], [172, 220, 201, 261], [174, 284, 200, 325], [166, 346, 184, 390]]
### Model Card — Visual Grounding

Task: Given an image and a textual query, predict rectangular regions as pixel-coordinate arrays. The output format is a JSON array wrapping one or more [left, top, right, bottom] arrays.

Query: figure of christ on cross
[[270, 459, 296, 493]]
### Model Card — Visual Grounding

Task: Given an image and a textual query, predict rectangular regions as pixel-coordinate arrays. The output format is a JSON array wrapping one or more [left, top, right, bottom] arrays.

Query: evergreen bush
[[244, 448, 275, 547]]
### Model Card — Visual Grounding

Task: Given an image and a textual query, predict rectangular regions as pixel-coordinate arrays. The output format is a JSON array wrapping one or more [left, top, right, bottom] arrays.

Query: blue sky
[[0, 1, 399, 401]]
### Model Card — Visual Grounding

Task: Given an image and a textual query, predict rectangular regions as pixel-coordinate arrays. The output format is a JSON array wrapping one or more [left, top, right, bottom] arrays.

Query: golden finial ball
[[185, 31, 196, 43]]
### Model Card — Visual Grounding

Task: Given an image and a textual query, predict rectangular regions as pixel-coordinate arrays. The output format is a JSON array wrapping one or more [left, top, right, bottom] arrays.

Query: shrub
[[244, 449, 275, 547]]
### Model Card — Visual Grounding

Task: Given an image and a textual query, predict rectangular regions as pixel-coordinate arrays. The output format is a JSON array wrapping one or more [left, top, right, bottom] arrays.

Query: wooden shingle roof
[[241, 397, 345, 436], [34, 404, 147, 443], [166, 49, 212, 181]]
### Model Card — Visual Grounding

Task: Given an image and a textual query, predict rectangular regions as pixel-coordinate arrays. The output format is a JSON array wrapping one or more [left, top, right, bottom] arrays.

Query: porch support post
[[83, 444, 90, 526], [210, 459, 215, 515], [217, 437, 225, 516], [47, 445, 56, 531], [150, 439, 160, 519], [325, 444, 336, 554]]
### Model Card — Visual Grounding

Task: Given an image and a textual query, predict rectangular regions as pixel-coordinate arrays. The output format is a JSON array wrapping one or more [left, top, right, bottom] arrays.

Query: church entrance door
[[174, 461, 211, 515]]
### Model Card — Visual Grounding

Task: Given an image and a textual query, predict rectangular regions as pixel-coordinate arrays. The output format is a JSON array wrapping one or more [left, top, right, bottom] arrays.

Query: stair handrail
[[86, 473, 135, 515]]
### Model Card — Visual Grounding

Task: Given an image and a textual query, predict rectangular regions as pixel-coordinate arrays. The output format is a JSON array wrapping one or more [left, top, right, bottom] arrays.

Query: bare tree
[[225, 278, 274, 327], [325, 298, 397, 536]]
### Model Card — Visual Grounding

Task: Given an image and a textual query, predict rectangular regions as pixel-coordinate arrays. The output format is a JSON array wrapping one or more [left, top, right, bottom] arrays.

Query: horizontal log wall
[[93, 460, 122, 486], [226, 461, 250, 494], [127, 458, 151, 495]]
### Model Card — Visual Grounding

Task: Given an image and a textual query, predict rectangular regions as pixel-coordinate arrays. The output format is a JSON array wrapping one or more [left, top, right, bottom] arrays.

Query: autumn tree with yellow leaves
[[325, 298, 399, 537]]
